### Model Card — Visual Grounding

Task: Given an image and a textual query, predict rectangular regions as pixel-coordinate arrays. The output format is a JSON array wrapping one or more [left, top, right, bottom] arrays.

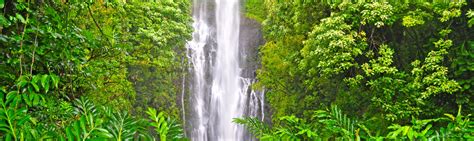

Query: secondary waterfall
[[185, 0, 265, 140]]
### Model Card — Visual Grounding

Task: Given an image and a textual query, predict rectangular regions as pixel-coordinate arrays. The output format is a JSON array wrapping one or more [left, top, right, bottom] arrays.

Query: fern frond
[[233, 117, 271, 137]]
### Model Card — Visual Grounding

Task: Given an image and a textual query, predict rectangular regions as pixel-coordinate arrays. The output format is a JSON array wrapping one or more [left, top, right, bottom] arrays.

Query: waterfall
[[186, 0, 210, 140], [186, 0, 265, 140]]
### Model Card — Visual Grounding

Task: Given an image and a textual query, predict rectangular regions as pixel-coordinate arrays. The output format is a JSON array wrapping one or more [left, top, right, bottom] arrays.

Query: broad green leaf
[[407, 129, 414, 140], [73, 122, 81, 139], [444, 114, 455, 121], [6, 133, 12, 141], [403, 126, 410, 136], [31, 82, 40, 92], [32, 94, 39, 106], [66, 127, 74, 141], [15, 13, 26, 24], [95, 128, 113, 138], [80, 116, 87, 134], [6, 91, 18, 104], [0, 0, 4, 9], [50, 74, 59, 89], [421, 124, 432, 136], [41, 75, 50, 93], [22, 94, 31, 106], [0, 15, 8, 27], [17, 80, 28, 88]]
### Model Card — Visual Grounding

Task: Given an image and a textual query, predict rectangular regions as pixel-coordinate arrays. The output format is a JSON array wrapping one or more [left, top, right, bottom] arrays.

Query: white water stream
[[185, 0, 264, 140]]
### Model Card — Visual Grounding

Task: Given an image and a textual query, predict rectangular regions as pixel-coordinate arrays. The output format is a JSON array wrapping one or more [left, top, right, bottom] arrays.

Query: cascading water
[[186, 0, 265, 140], [210, 0, 243, 139]]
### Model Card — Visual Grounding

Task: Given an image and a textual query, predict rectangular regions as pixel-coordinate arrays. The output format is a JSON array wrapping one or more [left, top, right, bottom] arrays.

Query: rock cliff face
[[239, 10, 265, 79]]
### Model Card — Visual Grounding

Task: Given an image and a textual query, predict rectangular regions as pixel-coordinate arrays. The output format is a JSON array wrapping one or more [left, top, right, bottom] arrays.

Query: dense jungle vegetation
[[235, 0, 474, 140], [1, 0, 191, 140], [0, 0, 473, 140]]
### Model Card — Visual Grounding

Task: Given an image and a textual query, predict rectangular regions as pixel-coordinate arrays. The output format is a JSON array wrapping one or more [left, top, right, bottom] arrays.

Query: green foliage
[[468, 10, 474, 27], [146, 108, 185, 141], [387, 118, 439, 140], [246, 0, 473, 140], [386, 106, 474, 140], [244, 0, 267, 22], [237, 105, 473, 140], [451, 41, 474, 111], [236, 115, 314, 140], [435, 106, 474, 139], [0, 91, 186, 140], [235, 105, 358, 140], [255, 0, 330, 120], [0, 0, 192, 140], [233, 117, 271, 138], [1, 0, 191, 112], [104, 110, 144, 141], [434, 2, 463, 22], [402, 9, 431, 27], [360, 2, 397, 28], [0, 90, 32, 140], [115, 0, 191, 117], [313, 106, 358, 139], [300, 15, 366, 79]]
